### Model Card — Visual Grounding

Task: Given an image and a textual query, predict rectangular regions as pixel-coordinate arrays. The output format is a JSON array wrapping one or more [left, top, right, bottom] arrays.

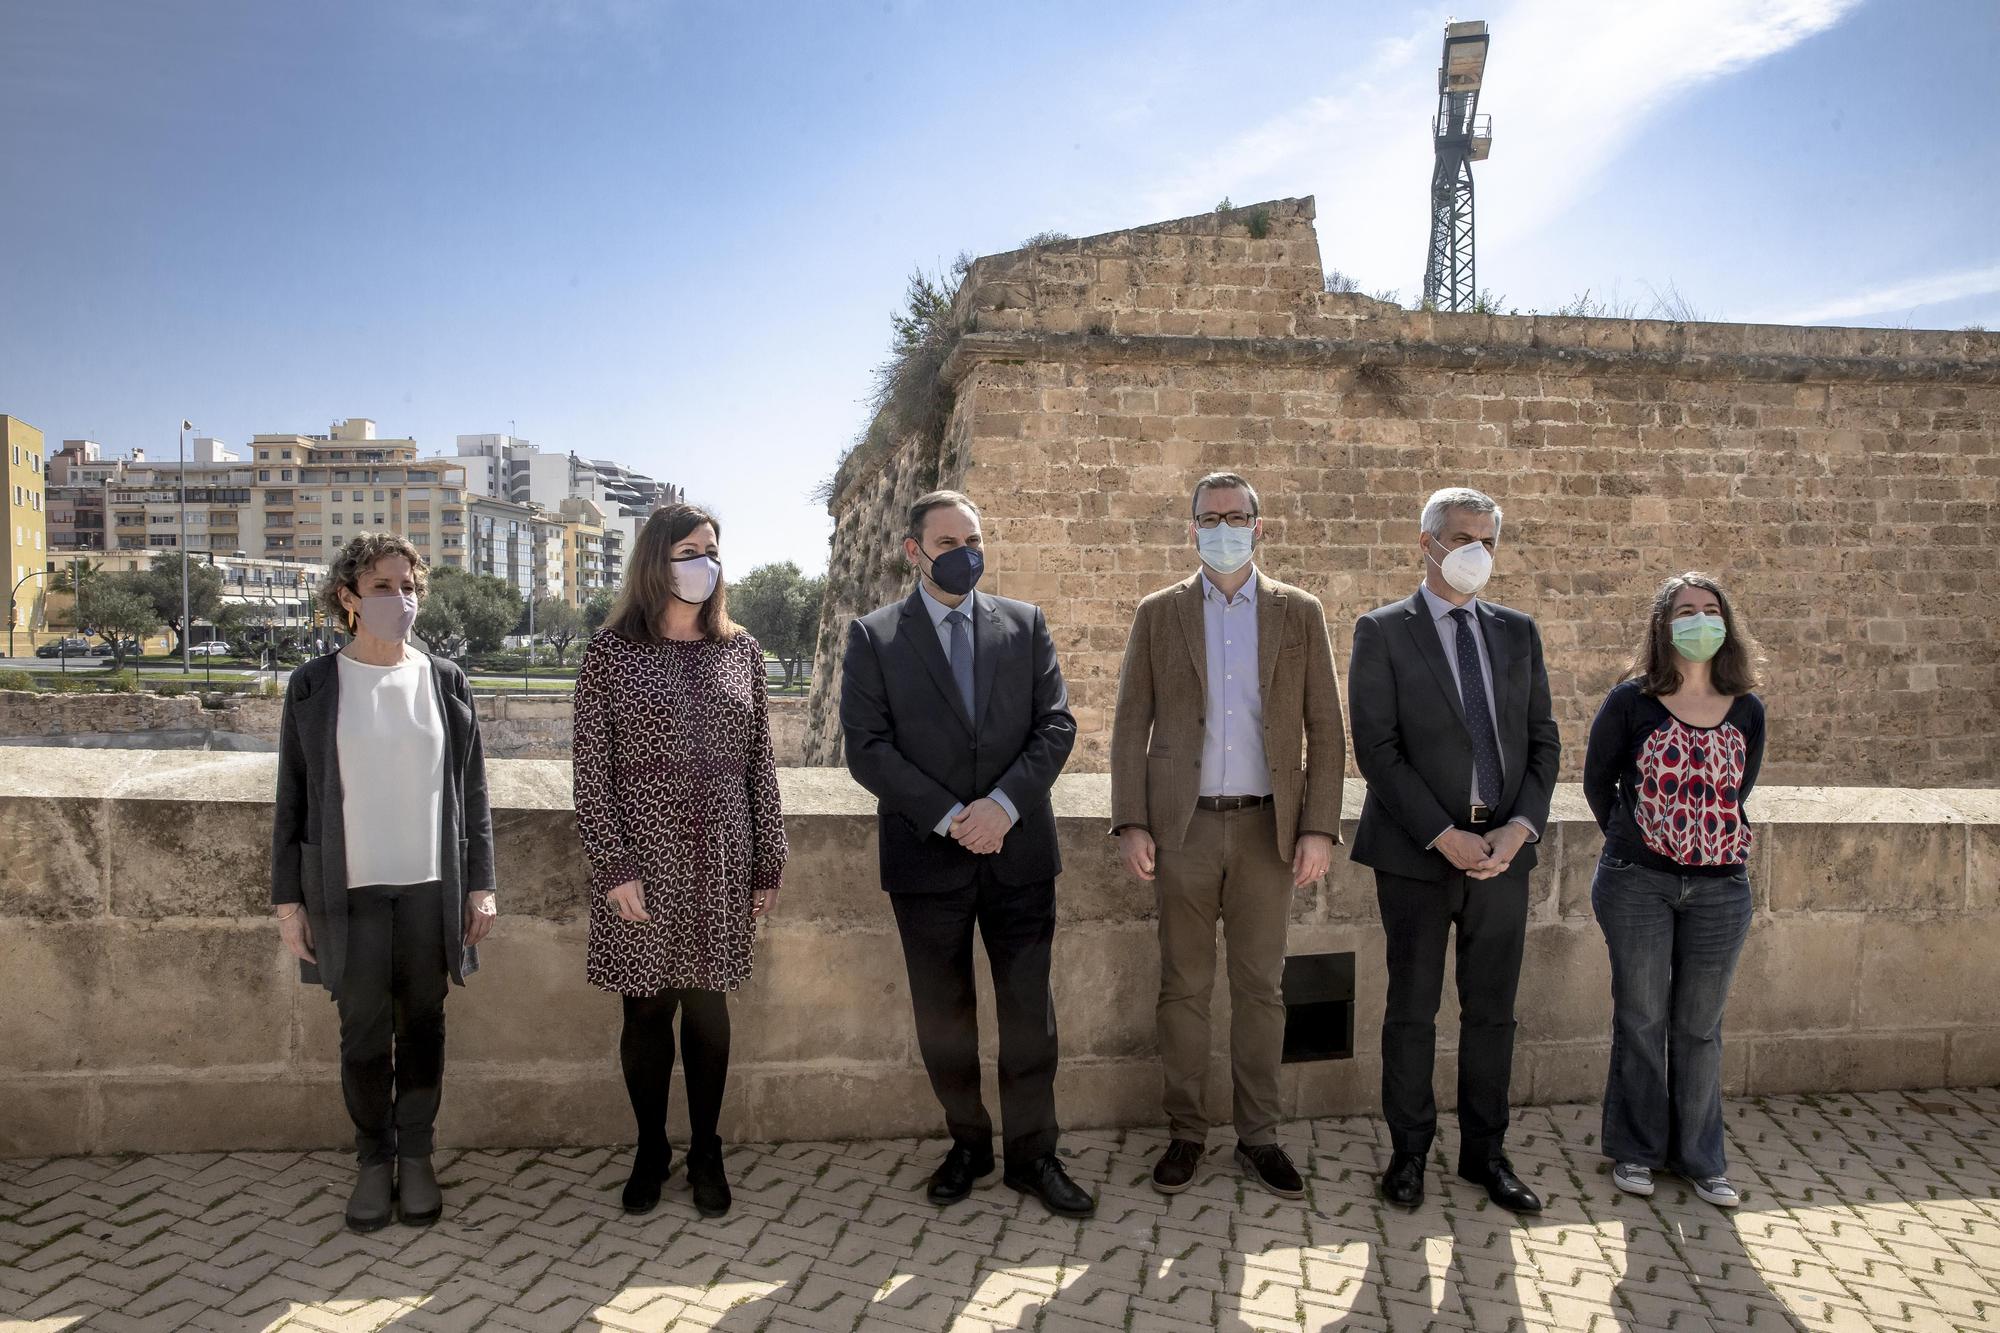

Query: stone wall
[[803, 196, 2000, 785], [0, 689, 810, 766], [3, 747, 1995, 1157]]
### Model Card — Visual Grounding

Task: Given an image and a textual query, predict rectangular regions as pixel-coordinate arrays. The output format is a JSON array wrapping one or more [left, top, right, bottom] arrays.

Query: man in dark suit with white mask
[[1348, 486, 1560, 1215]]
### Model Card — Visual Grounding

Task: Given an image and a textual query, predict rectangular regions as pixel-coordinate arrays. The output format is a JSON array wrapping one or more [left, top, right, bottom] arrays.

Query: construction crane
[[1423, 20, 1494, 312]]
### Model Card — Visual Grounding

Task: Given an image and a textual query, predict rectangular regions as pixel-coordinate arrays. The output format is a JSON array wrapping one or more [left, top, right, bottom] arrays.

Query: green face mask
[[1671, 613, 1727, 663]]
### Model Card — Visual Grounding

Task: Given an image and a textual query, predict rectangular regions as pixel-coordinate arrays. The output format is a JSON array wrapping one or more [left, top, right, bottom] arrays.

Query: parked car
[[89, 638, 140, 658], [188, 641, 233, 657], [34, 637, 93, 658]]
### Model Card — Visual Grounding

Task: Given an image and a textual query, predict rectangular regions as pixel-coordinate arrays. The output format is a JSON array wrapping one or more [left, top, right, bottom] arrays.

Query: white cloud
[[1764, 261, 2000, 324], [1134, 0, 1861, 296]]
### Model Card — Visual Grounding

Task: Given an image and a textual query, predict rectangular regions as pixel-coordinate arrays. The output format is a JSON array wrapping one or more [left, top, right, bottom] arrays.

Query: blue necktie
[[944, 609, 975, 721], [1451, 608, 1503, 808]]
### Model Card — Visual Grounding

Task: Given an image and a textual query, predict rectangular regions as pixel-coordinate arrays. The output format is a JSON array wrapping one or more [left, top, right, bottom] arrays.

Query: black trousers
[[621, 989, 731, 1156], [1376, 859, 1529, 1172], [890, 868, 1060, 1167], [336, 881, 449, 1166]]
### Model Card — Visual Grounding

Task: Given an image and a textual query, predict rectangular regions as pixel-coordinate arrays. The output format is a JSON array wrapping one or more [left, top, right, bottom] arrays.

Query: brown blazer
[[1109, 569, 1346, 859]]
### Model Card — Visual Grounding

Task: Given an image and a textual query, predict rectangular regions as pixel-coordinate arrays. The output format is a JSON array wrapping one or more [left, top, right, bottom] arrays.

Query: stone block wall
[[0, 689, 810, 767], [803, 196, 2000, 785], [2, 747, 1995, 1157]]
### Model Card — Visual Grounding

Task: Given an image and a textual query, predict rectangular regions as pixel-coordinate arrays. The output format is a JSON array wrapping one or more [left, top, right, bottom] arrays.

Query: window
[[259, 470, 270, 481], [352, 513, 363, 524], [258, 451, 269, 460], [374, 490, 385, 502], [281, 470, 292, 481], [373, 513, 384, 525]]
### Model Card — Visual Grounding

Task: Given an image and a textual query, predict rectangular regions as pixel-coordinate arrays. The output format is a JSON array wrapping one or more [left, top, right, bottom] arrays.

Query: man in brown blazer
[[1109, 472, 1346, 1199]]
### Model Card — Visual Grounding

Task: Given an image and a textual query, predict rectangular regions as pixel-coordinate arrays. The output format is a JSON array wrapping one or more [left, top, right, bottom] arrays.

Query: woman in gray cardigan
[[270, 533, 498, 1232]]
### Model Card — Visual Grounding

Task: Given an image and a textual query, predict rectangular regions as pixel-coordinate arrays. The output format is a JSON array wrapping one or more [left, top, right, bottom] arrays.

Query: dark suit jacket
[[269, 650, 496, 993], [840, 589, 1076, 893], [1347, 589, 1560, 881]]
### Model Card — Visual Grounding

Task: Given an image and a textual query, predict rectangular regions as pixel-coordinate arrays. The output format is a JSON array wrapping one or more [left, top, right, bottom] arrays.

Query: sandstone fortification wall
[[3, 748, 1996, 1156], [804, 197, 2000, 785], [0, 689, 809, 765]]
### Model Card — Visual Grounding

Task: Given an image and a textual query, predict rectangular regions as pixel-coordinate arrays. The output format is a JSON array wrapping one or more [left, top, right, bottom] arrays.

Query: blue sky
[[2, 0, 1994, 575]]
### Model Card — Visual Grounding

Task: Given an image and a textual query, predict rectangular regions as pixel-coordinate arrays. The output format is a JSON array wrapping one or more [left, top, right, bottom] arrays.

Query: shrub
[[155, 682, 187, 698], [104, 669, 139, 694], [0, 668, 33, 692]]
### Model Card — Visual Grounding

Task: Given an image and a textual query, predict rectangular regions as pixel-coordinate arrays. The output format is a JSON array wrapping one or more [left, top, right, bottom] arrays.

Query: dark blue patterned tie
[[945, 609, 975, 720], [1451, 609, 1503, 808]]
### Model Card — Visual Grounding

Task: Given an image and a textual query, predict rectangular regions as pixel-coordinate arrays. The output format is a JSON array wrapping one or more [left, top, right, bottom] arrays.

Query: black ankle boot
[[345, 1161, 395, 1232], [622, 1139, 672, 1216], [685, 1142, 731, 1218], [397, 1154, 442, 1226]]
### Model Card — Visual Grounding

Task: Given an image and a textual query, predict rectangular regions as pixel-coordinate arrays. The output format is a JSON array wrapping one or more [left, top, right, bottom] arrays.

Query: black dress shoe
[[397, 1154, 442, 1226], [345, 1161, 395, 1232], [1003, 1154, 1096, 1218], [685, 1144, 732, 1219], [1234, 1141, 1305, 1200], [1461, 1157, 1543, 1214], [1152, 1138, 1205, 1195], [1379, 1151, 1425, 1210], [926, 1142, 996, 1205], [622, 1140, 672, 1216]]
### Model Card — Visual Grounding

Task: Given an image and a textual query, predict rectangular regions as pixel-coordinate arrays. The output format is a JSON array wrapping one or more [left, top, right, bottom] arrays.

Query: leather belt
[[1469, 803, 1493, 823], [1197, 794, 1274, 812]]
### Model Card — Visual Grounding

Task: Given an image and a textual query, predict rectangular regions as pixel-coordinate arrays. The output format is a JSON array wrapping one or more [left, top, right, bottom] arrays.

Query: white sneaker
[[1691, 1175, 1741, 1208], [1611, 1162, 1654, 1196]]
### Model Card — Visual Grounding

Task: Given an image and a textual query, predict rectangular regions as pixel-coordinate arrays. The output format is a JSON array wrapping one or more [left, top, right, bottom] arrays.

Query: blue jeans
[[1591, 855, 1752, 1178]]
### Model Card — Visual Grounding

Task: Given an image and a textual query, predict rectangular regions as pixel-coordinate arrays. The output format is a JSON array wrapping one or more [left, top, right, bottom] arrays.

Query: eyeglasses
[[1193, 512, 1256, 529]]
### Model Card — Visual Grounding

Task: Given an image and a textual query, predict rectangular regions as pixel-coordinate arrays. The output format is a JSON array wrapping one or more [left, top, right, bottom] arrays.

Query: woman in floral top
[[572, 503, 787, 1220], [1582, 572, 1765, 1210]]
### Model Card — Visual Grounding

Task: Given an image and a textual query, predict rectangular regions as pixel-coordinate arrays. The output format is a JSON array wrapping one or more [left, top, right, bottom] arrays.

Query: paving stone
[[6, 1090, 1996, 1332]]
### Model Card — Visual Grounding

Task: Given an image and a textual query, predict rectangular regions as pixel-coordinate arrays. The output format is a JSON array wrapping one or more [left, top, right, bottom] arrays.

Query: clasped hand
[[1438, 823, 1529, 879], [950, 798, 1010, 855]]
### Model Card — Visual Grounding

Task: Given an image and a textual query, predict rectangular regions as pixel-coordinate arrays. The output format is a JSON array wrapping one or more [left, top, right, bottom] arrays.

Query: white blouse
[[336, 651, 445, 887]]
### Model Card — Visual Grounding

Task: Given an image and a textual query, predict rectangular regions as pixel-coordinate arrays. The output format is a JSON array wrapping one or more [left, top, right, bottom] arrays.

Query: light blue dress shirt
[[1198, 569, 1273, 799], [916, 582, 1021, 835], [1417, 582, 1538, 846]]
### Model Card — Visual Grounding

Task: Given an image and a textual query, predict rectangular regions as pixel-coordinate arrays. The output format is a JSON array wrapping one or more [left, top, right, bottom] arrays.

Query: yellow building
[[104, 417, 469, 571], [2, 415, 49, 632], [557, 496, 621, 606]]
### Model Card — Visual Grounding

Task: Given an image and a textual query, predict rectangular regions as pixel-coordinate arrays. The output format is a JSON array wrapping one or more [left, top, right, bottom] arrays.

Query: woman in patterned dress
[[1582, 572, 1766, 1210], [572, 502, 787, 1219]]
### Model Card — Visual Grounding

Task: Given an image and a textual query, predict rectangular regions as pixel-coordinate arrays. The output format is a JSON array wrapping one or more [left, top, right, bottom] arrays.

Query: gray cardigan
[[269, 649, 497, 993]]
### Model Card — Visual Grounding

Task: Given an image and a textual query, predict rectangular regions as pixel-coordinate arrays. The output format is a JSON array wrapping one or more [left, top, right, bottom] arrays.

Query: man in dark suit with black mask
[[840, 490, 1091, 1217], [1348, 486, 1560, 1216]]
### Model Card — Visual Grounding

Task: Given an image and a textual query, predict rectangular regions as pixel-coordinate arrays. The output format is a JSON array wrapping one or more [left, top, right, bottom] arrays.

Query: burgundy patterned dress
[[572, 628, 787, 995]]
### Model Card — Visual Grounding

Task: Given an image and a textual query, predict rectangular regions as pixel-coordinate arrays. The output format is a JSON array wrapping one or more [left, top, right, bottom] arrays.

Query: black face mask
[[920, 544, 985, 597]]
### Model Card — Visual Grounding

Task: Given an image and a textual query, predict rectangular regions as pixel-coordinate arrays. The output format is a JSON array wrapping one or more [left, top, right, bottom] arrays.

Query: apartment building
[[104, 417, 470, 569], [467, 493, 567, 602], [556, 496, 624, 607], [46, 439, 117, 551], [2, 415, 49, 630]]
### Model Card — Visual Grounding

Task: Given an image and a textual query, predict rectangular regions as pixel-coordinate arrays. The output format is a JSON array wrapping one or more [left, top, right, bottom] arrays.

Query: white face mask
[[1426, 536, 1493, 596], [670, 554, 721, 604], [1195, 524, 1256, 575]]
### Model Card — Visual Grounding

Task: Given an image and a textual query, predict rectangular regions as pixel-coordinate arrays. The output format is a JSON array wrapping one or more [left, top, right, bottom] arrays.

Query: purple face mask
[[356, 592, 418, 641]]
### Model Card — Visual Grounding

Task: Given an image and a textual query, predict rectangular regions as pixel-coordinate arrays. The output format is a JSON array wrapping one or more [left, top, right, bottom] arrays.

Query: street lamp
[[177, 420, 194, 671]]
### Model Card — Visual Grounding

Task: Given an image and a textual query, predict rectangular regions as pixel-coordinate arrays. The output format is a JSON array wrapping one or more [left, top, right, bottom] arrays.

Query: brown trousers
[[1155, 804, 1294, 1144]]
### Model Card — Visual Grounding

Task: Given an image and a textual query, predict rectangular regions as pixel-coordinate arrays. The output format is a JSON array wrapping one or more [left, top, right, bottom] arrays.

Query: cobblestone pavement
[[3, 1088, 1997, 1332]]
